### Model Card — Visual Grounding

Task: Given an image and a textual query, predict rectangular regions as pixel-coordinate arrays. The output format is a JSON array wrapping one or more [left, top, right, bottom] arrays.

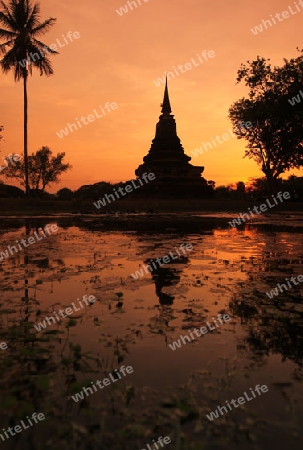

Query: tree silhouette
[[229, 52, 303, 193], [1, 146, 71, 194], [0, 0, 57, 194]]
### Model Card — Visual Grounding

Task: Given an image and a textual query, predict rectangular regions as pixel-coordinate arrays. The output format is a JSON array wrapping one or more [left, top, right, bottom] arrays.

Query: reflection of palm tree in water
[[0, 221, 55, 436], [22, 222, 30, 322], [22, 221, 49, 321]]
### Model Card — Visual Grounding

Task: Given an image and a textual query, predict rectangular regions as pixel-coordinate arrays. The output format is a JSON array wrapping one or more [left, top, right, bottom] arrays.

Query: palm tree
[[0, 0, 57, 195]]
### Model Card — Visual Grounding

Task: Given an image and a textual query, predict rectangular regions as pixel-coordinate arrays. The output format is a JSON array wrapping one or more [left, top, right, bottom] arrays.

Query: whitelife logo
[[191, 122, 252, 158], [0, 224, 58, 262], [153, 50, 215, 87], [131, 243, 193, 280], [142, 436, 172, 450], [266, 274, 303, 299], [93, 173, 155, 209], [0, 341, 8, 351], [169, 314, 231, 351], [206, 384, 269, 421], [18, 31, 81, 67], [250, 1, 303, 35], [0, 412, 45, 443], [71, 365, 134, 402], [228, 191, 291, 228], [0, 153, 21, 173], [34, 294, 96, 332], [116, 0, 149, 16], [288, 89, 303, 106], [56, 102, 118, 138]]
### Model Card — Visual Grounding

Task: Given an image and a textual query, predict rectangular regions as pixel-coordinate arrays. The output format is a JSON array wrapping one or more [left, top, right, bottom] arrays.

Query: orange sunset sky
[[1, 0, 303, 192]]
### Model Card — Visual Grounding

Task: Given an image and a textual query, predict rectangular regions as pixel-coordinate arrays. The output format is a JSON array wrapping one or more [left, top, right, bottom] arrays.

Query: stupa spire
[[161, 75, 172, 114], [134, 81, 211, 198]]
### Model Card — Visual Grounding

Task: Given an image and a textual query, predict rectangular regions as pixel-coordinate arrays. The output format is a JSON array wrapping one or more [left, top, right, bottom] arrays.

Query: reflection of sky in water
[[1, 220, 303, 448]]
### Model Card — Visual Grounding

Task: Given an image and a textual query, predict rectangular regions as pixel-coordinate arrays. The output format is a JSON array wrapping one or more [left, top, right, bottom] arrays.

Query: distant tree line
[[215, 176, 303, 201], [1, 176, 302, 202]]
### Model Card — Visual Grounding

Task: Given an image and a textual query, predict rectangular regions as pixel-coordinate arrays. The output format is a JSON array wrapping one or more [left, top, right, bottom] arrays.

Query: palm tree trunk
[[23, 70, 29, 195]]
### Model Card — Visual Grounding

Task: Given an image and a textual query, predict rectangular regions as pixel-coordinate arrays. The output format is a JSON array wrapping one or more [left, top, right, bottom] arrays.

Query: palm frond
[[0, 47, 17, 73], [0, 26, 16, 39], [0, 0, 56, 79], [42, 44, 58, 55], [26, 2, 40, 29], [0, 1, 17, 30], [35, 55, 53, 76], [31, 17, 56, 37], [32, 37, 58, 54], [0, 39, 13, 54]]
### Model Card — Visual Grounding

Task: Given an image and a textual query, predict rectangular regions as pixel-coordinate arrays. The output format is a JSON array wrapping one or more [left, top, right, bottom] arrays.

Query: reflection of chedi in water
[[135, 78, 213, 197], [148, 263, 182, 306], [145, 244, 191, 305]]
